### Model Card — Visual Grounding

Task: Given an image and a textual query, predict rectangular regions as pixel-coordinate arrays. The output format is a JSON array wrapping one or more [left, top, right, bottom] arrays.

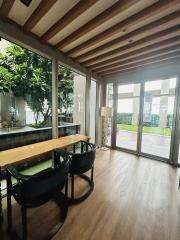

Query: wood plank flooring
[[1, 149, 180, 240]]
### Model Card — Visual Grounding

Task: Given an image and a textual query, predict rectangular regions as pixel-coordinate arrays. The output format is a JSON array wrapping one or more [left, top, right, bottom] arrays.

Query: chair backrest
[[70, 142, 96, 174], [21, 160, 69, 205]]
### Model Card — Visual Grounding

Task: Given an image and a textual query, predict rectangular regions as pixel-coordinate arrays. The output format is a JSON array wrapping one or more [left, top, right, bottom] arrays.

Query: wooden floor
[[1, 149, 180, 240]]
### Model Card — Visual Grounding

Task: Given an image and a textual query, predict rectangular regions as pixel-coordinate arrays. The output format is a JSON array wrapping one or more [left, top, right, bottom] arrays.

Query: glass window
[[0, 38, 52, 151], [58, 65, 86, 136]]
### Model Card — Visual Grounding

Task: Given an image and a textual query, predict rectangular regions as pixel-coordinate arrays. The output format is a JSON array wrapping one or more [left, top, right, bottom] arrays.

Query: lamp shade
[[101, 107, 112, 117]]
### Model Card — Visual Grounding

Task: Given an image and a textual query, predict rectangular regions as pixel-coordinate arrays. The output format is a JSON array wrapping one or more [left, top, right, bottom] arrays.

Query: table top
[[0, 134, 88, 167]]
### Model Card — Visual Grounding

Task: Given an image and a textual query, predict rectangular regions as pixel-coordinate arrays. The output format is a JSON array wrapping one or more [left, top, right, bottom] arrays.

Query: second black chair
[[54, 141, 96, 204]]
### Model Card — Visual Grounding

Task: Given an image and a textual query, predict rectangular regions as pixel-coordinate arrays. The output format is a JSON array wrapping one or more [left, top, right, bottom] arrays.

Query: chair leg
[[65, 179, 68, 199], [21, 206, 27, 240], [6, 172, 12, 231], [81, 142, 83, 153], [0, 167, 3, 225], [73, 144, 76, 153], [71, 175, 74, 201], [91, 165, 94, 184]]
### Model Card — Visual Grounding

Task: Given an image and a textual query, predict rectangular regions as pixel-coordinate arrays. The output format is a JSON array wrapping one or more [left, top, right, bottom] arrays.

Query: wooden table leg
[[0, 166, 3, 225]]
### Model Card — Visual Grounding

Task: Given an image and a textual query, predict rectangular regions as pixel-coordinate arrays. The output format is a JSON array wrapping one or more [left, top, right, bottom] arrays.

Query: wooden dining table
[[0, 134, 89, 224]]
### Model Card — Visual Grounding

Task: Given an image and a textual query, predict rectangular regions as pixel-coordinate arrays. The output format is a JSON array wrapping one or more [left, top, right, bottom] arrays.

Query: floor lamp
[[101, 107, 112, 150]]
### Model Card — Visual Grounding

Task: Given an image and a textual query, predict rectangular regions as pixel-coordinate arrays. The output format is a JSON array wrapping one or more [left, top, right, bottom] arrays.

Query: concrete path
[[116, 130, 171, 158]]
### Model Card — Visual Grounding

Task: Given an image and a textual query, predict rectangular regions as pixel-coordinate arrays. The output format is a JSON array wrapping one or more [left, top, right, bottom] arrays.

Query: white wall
[[105, 62, 180, 85]]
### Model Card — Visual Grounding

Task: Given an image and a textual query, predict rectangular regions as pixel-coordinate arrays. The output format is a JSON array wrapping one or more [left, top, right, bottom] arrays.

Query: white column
[[132, 84, 140, 125], [52, 59, 58, 139], [85, 74, 91, 136], [159, 80, 169, 128], [97, 80, 105, 147]]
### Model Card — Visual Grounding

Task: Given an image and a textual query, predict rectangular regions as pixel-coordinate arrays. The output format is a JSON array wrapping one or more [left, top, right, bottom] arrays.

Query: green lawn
[[117, 124, 171, 136]]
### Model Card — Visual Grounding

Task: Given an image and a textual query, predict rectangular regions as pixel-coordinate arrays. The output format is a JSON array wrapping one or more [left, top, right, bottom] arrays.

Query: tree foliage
[[0, 42, 74, 127], [0, 65, 13, 93]]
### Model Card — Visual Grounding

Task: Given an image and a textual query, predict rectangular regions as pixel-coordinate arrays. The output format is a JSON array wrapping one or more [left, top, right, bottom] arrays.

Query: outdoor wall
[[0, 92, 26, 126], [132, 84, 140, 125], [0, 124, 80, 151], [104, 62, 180, 84]]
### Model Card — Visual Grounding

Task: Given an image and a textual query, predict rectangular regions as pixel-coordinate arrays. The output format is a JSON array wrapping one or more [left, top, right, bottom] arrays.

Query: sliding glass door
[[116, 83, 140, 151], [113, 77, 179, 162], [141, 78, 176, 159]]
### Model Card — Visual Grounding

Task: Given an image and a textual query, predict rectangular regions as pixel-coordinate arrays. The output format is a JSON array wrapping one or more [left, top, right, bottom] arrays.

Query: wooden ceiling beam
[[76, 10, 180, 63], [95, 45, 180, 74], [0, 0, 15, 19], [23, 0, 58, 32], [67, 0, 180, 57], [103, 57, 180, 77], [100, 51, 180, 76], [41, 0, 99, 42], [81, 25, 180, 66], [0, 18, 102, 81], [91, 36, 180, 70], [55, 0, 141, 50]]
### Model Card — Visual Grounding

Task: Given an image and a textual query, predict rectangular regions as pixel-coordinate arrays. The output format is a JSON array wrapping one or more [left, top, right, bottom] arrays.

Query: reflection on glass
[[141, 78, 176, 158], [116, 83, 140, 150]]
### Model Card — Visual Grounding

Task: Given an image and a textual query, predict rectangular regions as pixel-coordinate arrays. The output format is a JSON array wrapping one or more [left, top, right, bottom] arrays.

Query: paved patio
[[116, 130, 171, 159]]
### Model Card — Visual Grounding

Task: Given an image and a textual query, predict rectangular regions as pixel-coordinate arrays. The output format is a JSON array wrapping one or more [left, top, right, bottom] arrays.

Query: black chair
[[6, 154, 70, 240], [54, 141, 96, 204]]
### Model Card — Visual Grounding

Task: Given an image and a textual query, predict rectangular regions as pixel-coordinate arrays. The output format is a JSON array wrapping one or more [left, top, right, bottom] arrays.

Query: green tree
[[0, 42, 74, 127], [0, 44, 52, 126], [0, 65, 13, 93]]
